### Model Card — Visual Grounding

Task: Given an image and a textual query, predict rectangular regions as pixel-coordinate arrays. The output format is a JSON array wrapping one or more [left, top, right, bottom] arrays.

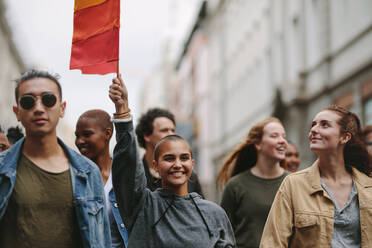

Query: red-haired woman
[[260, 106, 372, 248], [217, 117, 289, 248]]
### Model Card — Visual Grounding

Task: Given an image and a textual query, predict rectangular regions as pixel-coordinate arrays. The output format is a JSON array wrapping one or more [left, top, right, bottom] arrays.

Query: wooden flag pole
[[116, 60, 120, 78]]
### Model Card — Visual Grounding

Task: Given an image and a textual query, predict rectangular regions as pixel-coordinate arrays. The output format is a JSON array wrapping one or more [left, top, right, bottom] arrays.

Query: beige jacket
[[260, 161, 372, 248]]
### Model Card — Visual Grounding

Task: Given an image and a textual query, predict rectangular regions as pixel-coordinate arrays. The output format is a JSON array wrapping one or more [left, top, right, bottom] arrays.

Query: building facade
[[174, 0, 372, 201], [0, 0, 25, 130]]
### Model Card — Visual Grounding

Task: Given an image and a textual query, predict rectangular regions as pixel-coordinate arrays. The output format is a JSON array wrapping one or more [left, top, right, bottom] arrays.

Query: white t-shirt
[[104, 172, 123, 247]]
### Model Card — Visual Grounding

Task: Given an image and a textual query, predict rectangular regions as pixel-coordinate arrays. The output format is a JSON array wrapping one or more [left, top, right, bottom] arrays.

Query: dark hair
[[217, 117, 282, 188], [324, 105, 371, 176], [361, 125, 372, 140], [154, 134, 191, 162], [135, 108, 176, 148], [15, 69, 62, 101], [6, 126, 24, 144]]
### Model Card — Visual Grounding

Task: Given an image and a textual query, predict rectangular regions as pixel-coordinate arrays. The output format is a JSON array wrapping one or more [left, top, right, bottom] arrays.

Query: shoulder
[[63, 144, 101, 174], [196, 198, 231, 225], [0, 138, 24, 165], [0, 150, 7, 161], [284, 165, 313, 181], [352, 166, 372, 187], [0, 142, 22, 170], [195, 196, 225, 213], [0, 150, 8, 165], [278, 165, 317, 196]]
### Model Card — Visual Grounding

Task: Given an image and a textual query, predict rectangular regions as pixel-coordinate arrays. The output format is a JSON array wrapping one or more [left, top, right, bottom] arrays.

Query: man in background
[[135, 108, 203, 196]]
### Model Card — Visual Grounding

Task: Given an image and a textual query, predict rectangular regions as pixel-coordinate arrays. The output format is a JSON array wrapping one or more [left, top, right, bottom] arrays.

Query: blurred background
[[1, 0, 372, 201]]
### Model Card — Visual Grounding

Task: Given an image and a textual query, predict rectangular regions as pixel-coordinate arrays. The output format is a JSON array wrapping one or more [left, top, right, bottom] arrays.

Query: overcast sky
[[4, 0, 201, 128]]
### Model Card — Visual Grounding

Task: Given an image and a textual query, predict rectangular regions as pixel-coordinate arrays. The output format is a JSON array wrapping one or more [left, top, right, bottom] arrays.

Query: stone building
[[0, 0, 25, 130], [174, 0, 372, 200]]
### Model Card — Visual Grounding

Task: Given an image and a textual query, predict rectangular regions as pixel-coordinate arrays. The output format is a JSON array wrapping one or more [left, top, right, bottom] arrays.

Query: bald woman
[[75, 110, 128, 248]]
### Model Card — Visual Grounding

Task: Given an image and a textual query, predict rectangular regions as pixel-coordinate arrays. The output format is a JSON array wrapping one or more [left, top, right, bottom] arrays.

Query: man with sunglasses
[[0, 69, 111, 248]]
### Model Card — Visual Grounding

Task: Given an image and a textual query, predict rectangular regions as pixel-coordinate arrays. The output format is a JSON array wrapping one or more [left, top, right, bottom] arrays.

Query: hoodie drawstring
[[152, 194, 213, 238], [191, 195, 213, 237], [152, 195, 176, 228]]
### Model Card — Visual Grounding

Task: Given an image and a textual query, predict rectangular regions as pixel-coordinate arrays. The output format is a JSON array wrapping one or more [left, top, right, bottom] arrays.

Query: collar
[[0, 137, 25, 174], [57, 138, 92, 174], [0, 137, 92, 175], [307, 160, 372, 194], [307, 160, 324, 195], [352, 166, 372, 188]]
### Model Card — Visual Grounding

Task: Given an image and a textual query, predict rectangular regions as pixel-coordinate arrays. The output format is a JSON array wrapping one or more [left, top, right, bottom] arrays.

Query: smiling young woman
[[152, 136, 194, 196], [110, 76, 236, 248], [217, 117, 289, 248], [260, 105, 372, 248]]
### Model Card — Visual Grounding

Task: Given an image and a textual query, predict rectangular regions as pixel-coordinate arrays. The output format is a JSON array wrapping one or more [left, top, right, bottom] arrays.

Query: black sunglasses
[[19, 93, 57, 110]]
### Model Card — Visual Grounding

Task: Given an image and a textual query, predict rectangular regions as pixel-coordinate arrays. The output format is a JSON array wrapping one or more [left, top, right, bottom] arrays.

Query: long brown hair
[[216, 117, 282, 189], [324, 105, 372, 176]]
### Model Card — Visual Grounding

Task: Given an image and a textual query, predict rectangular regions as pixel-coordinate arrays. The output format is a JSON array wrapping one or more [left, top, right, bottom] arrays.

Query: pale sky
[[4, 0, 201, 129]]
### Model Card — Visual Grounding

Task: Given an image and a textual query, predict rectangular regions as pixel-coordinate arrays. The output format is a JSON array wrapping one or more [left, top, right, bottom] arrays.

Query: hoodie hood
[[152, 189, 213, 237]]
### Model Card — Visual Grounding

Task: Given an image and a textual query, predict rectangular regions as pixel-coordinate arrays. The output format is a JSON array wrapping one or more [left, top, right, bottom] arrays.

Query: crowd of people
[[1, 69, 372, 248], [0, 125, 24, 152]]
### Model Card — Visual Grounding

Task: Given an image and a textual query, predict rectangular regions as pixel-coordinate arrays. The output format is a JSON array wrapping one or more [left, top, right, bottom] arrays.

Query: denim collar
[[0, 137, 92, 175]]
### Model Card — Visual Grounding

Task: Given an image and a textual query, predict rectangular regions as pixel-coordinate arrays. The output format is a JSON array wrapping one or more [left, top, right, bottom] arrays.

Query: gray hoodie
[[112, 121, 236, 248]]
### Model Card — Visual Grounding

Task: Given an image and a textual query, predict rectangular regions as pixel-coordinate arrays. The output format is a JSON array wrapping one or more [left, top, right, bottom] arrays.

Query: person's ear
[[152, 160, 158, 172], [105, 128, 113, 141], [340, 132, 351, 145], [254, 143, 261, 151], [13, 106, 20, 121], [59, 101, 66, 118]]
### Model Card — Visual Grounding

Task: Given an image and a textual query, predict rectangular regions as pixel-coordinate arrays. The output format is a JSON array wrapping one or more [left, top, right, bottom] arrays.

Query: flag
[[70, 0, 120, 75]]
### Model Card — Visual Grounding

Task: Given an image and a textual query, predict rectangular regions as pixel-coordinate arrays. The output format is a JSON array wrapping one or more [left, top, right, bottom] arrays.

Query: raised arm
[[110, 76, 147, 232]]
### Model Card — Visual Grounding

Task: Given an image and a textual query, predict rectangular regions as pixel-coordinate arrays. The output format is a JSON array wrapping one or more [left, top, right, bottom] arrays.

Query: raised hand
[[109, 75, 130, 119]]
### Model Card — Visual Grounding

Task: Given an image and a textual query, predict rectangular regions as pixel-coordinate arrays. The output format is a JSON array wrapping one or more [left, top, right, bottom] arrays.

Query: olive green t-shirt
[[0, 154, 83, 248], [220, 169, 289, 248]]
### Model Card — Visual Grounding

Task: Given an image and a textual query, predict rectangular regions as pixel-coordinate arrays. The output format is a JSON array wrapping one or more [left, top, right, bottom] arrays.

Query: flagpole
[[117, 0, 121, 78], [117, 60, 119, 78]]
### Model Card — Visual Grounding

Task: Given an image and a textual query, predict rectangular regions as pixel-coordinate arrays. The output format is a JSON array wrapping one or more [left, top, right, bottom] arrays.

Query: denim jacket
[[0, 137, 111, 248], [108, 189, 129, 247]]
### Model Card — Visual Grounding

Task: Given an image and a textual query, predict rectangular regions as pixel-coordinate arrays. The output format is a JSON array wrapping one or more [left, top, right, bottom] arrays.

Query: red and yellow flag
[[70, 0, 120, 75]]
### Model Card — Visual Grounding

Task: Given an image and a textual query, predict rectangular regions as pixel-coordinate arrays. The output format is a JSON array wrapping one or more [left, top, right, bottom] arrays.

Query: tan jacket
[[260, 161, 372, 248]]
